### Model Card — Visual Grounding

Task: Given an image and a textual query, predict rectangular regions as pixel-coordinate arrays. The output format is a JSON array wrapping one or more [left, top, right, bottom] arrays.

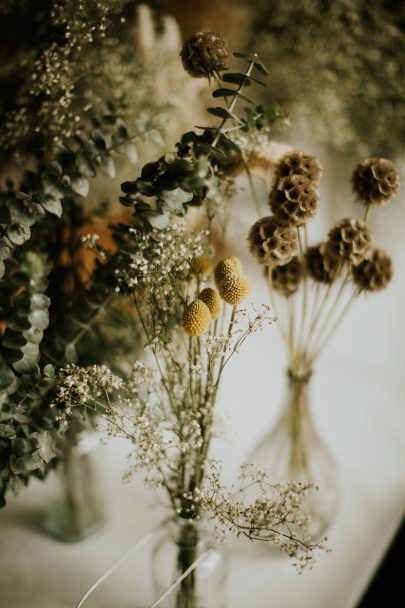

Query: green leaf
[[206, 107, 234, 119], [0, 424, 16, 439], [64, 343, 78, 364], [0, 261, 4, 279], [7, 223, 31, 245], [100, 154, 116, 178], [0, 366, 19, 394], [32, 432, 55, 463], [23, 326, 44, 345], [118, 142, 138, 164], [121, 181, 138, 195], [24, 453, 44, 471], [158, 188, 194, 215], [92, 130, 108, 150], [233, 52, 269, 75], [2, 332, 27, 349], [213, 89, 254, 104], [28, 309, 49, 331], [7, 317, 30, 332], [31, 293, 51, 309], [13, 413, 32, 424], [41, 195, 63, 217], [71, 177, 89, 197], [0, 239, 11, 261], [222, 72, 266, 86], [43, 364, 55, 378]]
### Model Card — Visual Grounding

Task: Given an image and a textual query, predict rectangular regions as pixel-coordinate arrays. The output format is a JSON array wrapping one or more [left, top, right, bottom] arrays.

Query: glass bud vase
[[248, 370, 338, 540], [44, 431, 106, 542], [151, 517, 228, 608]]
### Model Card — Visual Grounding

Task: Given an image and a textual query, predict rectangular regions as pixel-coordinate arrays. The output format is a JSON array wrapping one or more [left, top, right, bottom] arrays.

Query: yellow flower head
[[190, 254, 214, 279], [218, 272, 251, 305], [182, 299, 211, 336], [198, 287, 221, 320], [214, 256, 243, 285]]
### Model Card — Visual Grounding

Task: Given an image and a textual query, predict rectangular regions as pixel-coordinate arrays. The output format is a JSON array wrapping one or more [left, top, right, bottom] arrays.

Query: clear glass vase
[[248, 369, 338, 540], [151, 517, 228, 608], [44, 431, 106, 542]]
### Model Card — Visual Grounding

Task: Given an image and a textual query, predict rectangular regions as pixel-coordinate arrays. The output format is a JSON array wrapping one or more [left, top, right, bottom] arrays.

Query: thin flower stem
[[133, 295, 178, 414], [244, 161, 263, 218], [364, 204, 371, 223], [307, 287, 360, 365], [267, 268, 288, 344], [211, 61, 255, 149], [294, 227, 308, 369], [306, 271, 350, 356]]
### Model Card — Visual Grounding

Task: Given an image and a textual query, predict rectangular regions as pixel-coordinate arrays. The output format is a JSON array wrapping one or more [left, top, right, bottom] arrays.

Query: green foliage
[[119, 53, 284, 228]]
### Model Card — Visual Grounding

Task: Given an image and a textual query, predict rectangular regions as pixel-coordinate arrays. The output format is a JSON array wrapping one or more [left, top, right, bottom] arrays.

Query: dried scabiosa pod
[[326, 218, 372, 266], [248, 216, 298, 267], [182, 299, 211, 336], [271, 256, 303, 296], [198, 287, 221, 320], [180, 31, 229, 78], [351, 157, 400, 206], [352, 248, 393, 292], [269, 174, 320, 227], [306, 243, 340, 284], [273, 150, 323, 185]]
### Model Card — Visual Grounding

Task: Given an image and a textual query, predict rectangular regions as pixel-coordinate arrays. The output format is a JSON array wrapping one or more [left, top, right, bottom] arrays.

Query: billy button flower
[[190, 254, 214, 279], [198, 287, 221, 320], [214, 256, 243, 286], [182, 299, 211, 336]]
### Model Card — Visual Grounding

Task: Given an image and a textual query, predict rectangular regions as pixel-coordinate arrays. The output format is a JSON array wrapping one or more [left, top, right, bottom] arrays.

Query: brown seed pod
[[269, 174, 320, 227], [182, 300, 211, 336], [351, 157, 400, 206], [352, 248, 393, 292], [274, 149, 323, 185], [198, 287, 221, 320], [271, 256, 303, 296], [247, 216, 298, 267], [326, 218, 372, 266], [214, 256, 243, 285], [180, 32, 229, 78], [218, 273, 251, 305], [306, 243, 340, 284]]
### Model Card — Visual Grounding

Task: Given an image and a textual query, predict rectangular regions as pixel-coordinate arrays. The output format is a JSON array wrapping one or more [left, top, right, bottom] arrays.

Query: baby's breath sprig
[[202, 461, 329, 572]]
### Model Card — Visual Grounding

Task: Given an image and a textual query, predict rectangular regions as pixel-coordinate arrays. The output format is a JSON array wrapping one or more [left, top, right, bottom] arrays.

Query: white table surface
[[1, 165, 405, 608]]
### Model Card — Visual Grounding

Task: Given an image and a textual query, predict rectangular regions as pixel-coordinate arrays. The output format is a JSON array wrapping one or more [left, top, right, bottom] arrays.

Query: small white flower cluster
[[201, 461, 328, 572], [52, 364, 123, 419], [113, 223, 206, 293], [82, 233, 100, 250]]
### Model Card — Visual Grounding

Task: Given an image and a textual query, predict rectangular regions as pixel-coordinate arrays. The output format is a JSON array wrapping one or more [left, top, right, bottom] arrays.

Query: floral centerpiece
[[53, 222, 327, 607]]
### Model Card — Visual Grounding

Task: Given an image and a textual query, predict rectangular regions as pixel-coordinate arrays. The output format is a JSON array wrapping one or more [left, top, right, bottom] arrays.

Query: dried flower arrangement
[[0, 15, 335, 603], [247, 151, 399, 377], [53, 224, 327, 579], [43, 30, 332, 605]]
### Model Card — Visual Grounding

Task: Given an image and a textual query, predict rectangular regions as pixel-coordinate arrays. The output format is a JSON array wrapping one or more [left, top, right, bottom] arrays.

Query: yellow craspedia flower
[[190, 254, 214, 279], [182, 299, 211, 336], [218, 272, 251, 305], [198, 287, 221, 320], [214, 256, 243, 285]]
